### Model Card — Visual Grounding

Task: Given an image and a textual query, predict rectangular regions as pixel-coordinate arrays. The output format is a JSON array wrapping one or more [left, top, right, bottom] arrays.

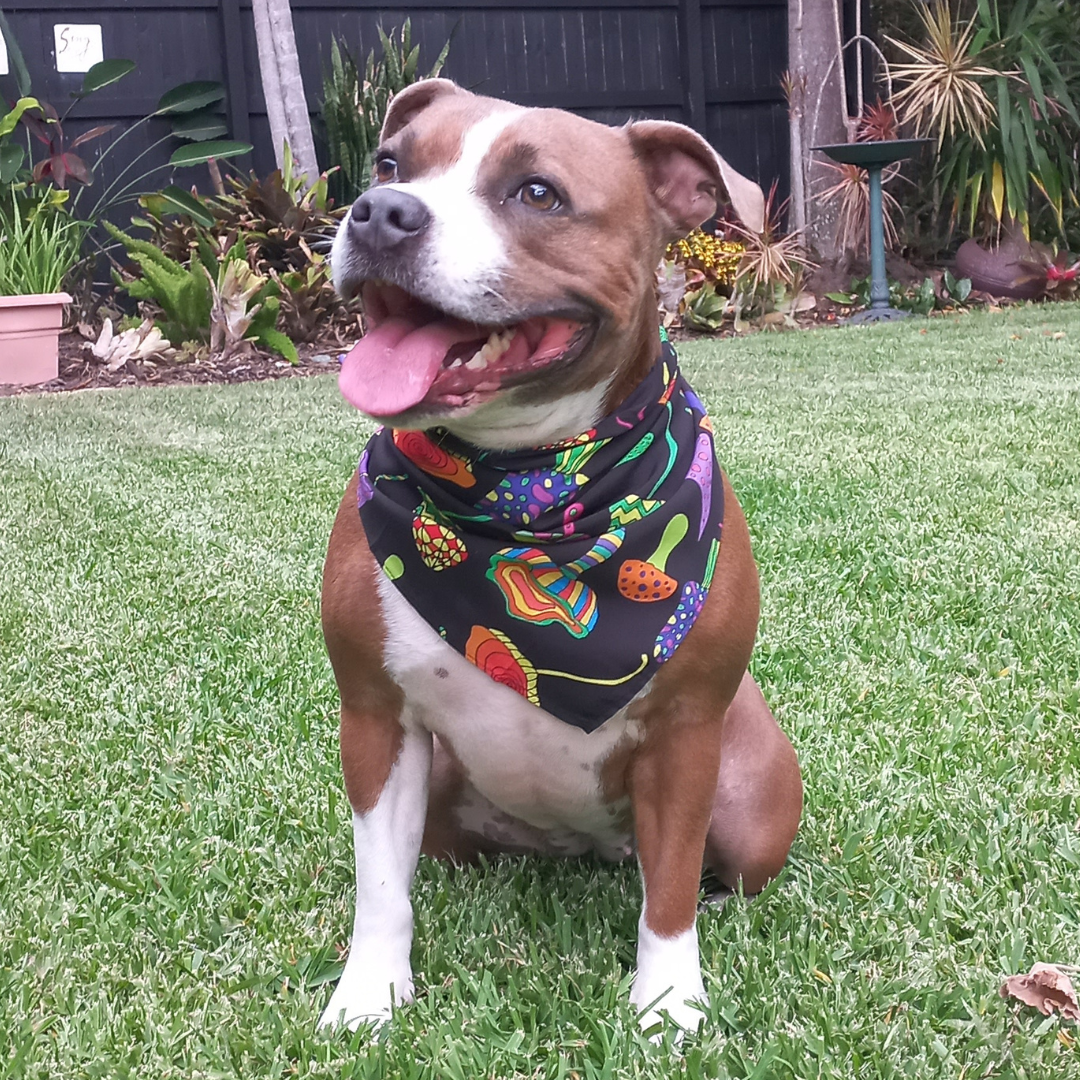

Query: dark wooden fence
[[4, 0, 789, 212]]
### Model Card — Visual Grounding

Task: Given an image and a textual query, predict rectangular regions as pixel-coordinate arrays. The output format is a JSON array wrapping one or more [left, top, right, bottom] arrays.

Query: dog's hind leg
[[318, 707, 432, 1030], [704, 672, 802, 895]]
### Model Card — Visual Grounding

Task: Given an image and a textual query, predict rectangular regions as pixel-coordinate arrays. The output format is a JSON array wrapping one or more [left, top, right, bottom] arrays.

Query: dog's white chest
[[376, 573, 639, 859]]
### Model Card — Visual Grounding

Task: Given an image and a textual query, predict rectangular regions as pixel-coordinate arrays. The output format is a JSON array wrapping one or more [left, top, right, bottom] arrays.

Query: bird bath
[[813, 139, 932, 323]]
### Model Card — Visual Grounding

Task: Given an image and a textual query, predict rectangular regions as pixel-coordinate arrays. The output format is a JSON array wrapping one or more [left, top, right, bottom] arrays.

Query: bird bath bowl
[[813, 139, 933, 324]]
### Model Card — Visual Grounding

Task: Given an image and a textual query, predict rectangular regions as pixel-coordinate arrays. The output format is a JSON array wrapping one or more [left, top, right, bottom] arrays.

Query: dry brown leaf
[[1000, 963, 1080, 1021]]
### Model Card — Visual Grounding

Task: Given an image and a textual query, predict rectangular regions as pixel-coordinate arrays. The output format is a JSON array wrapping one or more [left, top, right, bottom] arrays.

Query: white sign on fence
[[54, 24, 104, 73], [0, 31, 9, 76]]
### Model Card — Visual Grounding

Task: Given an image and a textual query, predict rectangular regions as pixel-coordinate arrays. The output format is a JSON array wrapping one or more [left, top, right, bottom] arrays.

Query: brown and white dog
[[318, 79, 802, 1037]]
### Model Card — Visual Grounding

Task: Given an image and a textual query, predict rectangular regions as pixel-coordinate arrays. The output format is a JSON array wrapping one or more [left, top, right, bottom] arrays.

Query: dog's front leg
[[627, 716, 722, 1038], [319, 708, 432, 1031]]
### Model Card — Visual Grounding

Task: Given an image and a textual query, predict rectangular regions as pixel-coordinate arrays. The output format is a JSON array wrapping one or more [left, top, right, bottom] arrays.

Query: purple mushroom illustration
[[653, 538, 720, 662], [686, 431, 713, 538], [683, 386, 707, 416], [357, 447, 374, 510]]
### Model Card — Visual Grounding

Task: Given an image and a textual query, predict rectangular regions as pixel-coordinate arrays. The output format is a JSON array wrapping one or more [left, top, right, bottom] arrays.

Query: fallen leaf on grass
[[1000, 963, 1080, 1020]]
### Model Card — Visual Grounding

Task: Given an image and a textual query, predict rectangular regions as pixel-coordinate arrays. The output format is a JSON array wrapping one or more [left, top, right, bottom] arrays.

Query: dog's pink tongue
[[339, 317, 484, 417]]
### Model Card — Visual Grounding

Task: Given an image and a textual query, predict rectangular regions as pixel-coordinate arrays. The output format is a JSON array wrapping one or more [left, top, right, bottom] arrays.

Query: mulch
[[0, 332, 350, 397], [3, 315, 841, 399]]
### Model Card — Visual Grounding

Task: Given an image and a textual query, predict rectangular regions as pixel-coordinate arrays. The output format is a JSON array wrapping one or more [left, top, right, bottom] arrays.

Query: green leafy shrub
[[104, 221, 297, 362], [826, 270, 973, 314], [133, 148, 351, 344]]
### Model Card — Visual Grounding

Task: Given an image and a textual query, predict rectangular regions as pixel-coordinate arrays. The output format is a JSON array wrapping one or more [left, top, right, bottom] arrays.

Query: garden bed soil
[[0, 332, 352, 397], [4, 296, 990, 398], [7, 315, 842, 398]]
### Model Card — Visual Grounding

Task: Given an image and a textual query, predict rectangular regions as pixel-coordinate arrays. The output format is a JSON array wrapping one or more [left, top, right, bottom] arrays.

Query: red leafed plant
[[20, 102, 114, 189], [1017, 245, 1080, 301], [857, 97, 899, 142]]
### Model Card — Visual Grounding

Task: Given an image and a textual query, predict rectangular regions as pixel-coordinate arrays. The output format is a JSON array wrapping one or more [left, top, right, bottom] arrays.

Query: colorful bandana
[[357, 333, 724, 733]]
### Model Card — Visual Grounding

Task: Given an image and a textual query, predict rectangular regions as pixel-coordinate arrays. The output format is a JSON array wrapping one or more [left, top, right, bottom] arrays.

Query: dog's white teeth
[[449, 357, 465, 369], [457, 330, 514, 372]]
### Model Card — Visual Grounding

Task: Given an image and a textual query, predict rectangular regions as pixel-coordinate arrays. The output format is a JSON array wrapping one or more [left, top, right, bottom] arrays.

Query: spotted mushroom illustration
[[412, 494, 467, 571], [654, 537, 720, 661], [488, 530, 625, 637], [617, 513, 688, 603], [687, 431, 714, 539], [482, 467, 587, 528]]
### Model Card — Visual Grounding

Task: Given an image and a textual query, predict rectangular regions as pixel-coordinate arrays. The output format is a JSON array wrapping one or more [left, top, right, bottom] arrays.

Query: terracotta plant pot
[[0, 292, 72, 386], [954, 229, 1043, 300]]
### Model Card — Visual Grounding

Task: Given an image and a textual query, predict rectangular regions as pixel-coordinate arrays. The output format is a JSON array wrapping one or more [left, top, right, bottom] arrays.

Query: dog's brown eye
[[375, 157, 397, 184], [519, 181, 560, 211]]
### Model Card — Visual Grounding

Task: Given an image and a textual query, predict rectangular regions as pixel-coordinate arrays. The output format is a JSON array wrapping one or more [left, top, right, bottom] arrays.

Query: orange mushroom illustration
[[616, 513, 688, 602]]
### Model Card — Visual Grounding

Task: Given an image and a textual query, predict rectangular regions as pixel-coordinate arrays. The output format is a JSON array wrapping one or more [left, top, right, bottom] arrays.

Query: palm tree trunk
[[252, 0, 318, 182], [789, 0, 849, 257]]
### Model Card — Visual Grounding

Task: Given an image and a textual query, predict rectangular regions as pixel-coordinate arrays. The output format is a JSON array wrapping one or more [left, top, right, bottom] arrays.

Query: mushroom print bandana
[[357, 332, 725, 733]]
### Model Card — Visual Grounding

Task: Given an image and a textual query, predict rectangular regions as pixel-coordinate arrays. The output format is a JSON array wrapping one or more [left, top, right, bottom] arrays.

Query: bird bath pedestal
[[813, 139, 932, 324]]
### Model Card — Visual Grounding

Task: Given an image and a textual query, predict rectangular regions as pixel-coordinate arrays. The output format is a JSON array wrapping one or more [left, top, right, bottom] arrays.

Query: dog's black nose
[[348, 188, 430, 252]]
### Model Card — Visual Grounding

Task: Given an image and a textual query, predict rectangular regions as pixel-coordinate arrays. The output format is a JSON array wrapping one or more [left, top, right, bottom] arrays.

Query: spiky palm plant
[[816, 161, 904, 256], [320, 20, 449, 206], [886, 1, 1001, 147], [726, 183, 815, 297], [886, 0, 1080, 238]]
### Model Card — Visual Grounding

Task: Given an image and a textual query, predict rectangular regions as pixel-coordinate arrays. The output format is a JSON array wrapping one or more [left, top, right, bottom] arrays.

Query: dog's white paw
[[631, 920, 707, 1042], [631, 973, 707, 1042], [317, 966, 414, 1032]]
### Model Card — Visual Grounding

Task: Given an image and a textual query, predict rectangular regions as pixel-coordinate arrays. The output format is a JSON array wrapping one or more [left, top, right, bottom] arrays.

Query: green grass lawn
[[3, 304, 1079, 1079]]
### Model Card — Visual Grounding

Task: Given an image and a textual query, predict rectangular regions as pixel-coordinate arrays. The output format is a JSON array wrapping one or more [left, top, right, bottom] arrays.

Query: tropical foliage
[[320, 20, 449, 205], [105, 222, 297, 361], [886, 0, 1080, 241], [133, 146, 351, 344]]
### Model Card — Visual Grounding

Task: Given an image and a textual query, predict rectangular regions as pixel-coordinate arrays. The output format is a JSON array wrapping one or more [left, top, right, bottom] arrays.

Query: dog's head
[[333, 80, 763, 448]]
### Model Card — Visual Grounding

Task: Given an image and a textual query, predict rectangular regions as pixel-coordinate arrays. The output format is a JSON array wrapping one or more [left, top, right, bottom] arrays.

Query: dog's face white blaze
[[393, 108, 521, 317]]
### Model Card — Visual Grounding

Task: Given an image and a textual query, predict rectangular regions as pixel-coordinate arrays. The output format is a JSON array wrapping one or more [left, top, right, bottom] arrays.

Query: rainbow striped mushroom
[[487, 530, 624, 638]]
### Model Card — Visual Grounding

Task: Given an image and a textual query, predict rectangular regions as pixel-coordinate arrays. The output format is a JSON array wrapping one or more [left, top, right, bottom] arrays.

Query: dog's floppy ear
[[626, 120, 765, 240], [381, 79, 465, 142]]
